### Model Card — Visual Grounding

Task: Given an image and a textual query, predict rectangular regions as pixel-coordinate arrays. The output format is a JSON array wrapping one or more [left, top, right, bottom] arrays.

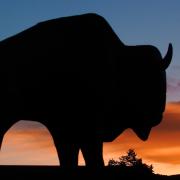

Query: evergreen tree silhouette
[[108, 149, 154, 174]]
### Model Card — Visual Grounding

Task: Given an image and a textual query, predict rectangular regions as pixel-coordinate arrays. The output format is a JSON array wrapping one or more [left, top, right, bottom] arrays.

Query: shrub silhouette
[[108, 149, 153, 174]]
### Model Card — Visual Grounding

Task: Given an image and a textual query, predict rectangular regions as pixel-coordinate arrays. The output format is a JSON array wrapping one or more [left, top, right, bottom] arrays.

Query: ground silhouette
[[0, 166, 179, 179], [0, 13, 172, 167]]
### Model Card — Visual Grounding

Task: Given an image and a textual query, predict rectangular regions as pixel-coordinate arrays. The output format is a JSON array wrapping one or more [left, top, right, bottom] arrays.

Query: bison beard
[[0, 13, 172, 167]]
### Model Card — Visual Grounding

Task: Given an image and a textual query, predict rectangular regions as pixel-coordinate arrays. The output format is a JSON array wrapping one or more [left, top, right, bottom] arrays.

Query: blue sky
[[0, 0, 180, 101]]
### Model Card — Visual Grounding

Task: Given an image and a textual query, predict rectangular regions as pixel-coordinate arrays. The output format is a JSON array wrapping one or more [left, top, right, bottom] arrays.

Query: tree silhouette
[[108, 149, 154, 174]]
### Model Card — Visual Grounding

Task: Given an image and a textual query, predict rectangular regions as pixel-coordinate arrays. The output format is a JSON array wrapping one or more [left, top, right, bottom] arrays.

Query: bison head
[[129, 43, 173, 141]]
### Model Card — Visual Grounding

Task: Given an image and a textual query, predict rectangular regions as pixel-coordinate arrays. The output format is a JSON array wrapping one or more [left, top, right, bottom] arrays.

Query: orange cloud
[[0, 121, 59, 165]]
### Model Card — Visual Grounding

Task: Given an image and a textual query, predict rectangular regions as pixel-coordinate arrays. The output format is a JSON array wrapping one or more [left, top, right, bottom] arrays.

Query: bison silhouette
[[0, 13, 172, 167]]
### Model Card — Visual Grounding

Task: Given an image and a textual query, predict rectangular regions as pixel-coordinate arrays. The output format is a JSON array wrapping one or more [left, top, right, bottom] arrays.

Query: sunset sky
[[0, 0, 180, 175]]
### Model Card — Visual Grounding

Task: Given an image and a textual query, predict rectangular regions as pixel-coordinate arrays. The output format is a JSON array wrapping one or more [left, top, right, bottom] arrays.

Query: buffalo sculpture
[[0, 13, 172, 167]]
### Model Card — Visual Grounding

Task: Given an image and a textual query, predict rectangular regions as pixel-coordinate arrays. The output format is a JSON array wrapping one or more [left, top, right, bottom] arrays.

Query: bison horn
[[133, 127, 152, 141], [162, 43, 173, 70]]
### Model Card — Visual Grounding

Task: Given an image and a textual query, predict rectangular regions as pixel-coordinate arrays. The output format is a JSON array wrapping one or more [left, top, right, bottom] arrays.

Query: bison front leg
[[58, 143, 80, 167], [80, 141, 104, 167], [55, 141, 104, 167], [48, 127, 78, 167], [53, 138, 79, 167], [49, 128, 104, 167]]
